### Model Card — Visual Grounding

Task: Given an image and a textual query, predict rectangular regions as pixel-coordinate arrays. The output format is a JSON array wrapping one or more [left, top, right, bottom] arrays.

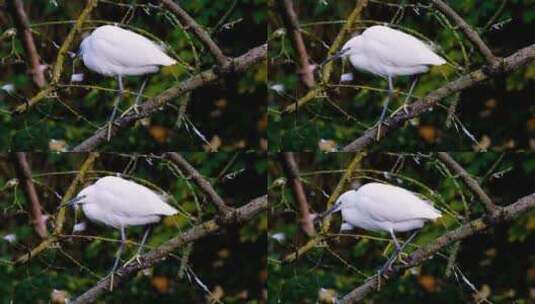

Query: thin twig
[[431, 0, 498, 64], [165, 152, 233, 215], [283, 153, 365, 263], [13, 0, 98, 114], [283, 0, 368, 113], [159, 0, 229, 66], [7, 0, 46, 88], [276, 0, 315, 88], [14, 153, 99, 265], [70, 195, 267, 304], [437, 152, 498, 214], [281, 152, 315, 237], [12, 152, 48, 238]]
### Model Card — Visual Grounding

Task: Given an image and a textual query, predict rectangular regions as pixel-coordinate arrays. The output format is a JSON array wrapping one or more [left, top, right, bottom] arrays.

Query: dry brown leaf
[[417, 275, 437, 292], [151, 276, 170, 293], [148, 125, 169, 144], [418, 125, 438, 143]]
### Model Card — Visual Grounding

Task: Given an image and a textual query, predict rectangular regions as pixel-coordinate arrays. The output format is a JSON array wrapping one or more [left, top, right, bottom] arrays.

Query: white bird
[[318, 182, 441, 274], [60, 175, 178, 287], [323, 25, 446, 134], [79, 25, 177, 136]]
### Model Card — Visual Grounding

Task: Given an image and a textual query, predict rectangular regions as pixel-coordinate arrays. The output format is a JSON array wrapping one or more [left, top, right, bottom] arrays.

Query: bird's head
[[57, 186, 91, 210], [320, 35, 361, 66], [315, 190, 357, 223]]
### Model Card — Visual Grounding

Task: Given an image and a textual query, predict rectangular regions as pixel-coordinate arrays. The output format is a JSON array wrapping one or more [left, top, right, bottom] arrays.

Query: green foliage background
[[0, 152, 267, 303], [268, 152, 535, 303], [0, 0, 267, 151], [268, 0, 535, 151]]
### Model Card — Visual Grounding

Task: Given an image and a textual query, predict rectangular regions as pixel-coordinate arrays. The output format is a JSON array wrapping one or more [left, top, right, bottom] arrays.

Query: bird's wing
[[356, 183, 441, 224], [93, 176, 178, 217], [90, 27, 176, 67], [363, 26, 445, 66]]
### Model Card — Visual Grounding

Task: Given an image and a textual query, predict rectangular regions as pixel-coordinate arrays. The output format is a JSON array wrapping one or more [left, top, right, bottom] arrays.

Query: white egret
[[318, 182, 441, 275], [79, 25, 177, 136], [60, 175, 178, 288], [322, 25, 446, 134]]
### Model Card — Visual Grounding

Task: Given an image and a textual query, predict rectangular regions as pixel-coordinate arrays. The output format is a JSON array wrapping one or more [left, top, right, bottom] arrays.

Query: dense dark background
[[0, 0, 266, 151], [269, 0, 535, 151], [268, 152, 535, 303], [0, 152, 267, 303]]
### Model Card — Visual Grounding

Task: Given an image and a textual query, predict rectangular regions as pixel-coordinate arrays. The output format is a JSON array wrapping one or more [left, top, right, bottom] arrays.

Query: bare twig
[[276, 0, 315, 88], [71, 44, 266, 151], [437, 152, 498, 214], [159, 0, 229, 66], [13, 0, 98, 114], [283, 153, 365, 263], [12, 153, 48, 238], [431, 0, 498, 64], [338, 192, 535, 303], [281, 152, 315, 237], [70, 195, 267, 304], [7, 0, 46, 88], [342, 43, 535, 151], [14, 153, 99, 265], [165, 152, 233, 215], [283, 0, 368, 113]]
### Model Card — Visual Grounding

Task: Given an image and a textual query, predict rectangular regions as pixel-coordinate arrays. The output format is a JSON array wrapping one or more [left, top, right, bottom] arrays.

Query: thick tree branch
[[165, 152, 233, 215], [7, 0, 46, 88], [14, 153, 98, 264], [281, 152, 315, 236], [159, 0, 229, 67], [276, 0, 315, 88], [342, 43, 535, 151], [12, 152, 48, 238], [437, 152, 498, 214], [338, 192, 535, 303], [71, 44, 266, 151], [13, 0, 98, 114], [431, 0, 498, 64], [70, 195, 267, 304]]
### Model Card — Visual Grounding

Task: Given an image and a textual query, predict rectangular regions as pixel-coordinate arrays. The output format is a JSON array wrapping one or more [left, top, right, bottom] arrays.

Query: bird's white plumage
[[76, 176, 178, 229], [341, 26, 446, 78], [334, 183, 441, 233], [80, 25, 176, 76]]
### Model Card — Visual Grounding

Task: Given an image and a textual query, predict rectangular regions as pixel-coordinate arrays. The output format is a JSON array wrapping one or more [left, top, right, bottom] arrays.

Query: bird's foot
[[123, 253, 143, 267], [121, 104, 141, 118]]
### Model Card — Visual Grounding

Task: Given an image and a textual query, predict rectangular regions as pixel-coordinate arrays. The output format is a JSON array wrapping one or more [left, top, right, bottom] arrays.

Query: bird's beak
[[57, 195, 85, 210], [314, 201, 343, 223], [320, 48, 350, 66]]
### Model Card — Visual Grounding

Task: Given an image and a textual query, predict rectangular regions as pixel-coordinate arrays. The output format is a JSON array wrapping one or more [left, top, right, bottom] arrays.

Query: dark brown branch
[[159, 0, 229, 66], [342, 43, 535, 151], [7, 0, 46, 88], [338, 192, 535, 303], [71, 44, 266, 151], [165, 152, 233, 215], [12, 152, 48, 239], [437, 152, 498, 214], [281, 152, 315, 237], [70, 195, 267, 304], [14, 153, 99, 265], [431, 0, 498, 64], [13, 0, 98, 114], [276, 0, 315, 88]]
